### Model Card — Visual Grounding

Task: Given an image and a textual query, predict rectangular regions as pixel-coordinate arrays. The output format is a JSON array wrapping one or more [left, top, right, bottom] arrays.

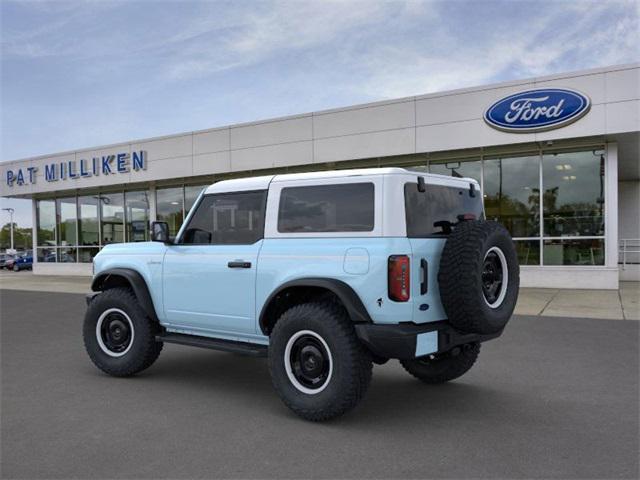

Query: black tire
[[83, 287, 163, 377], [438, 220, 519, 334], [268, 302, 373, 421], [13, 264, 19, 272], [400, 343, 480, 384]]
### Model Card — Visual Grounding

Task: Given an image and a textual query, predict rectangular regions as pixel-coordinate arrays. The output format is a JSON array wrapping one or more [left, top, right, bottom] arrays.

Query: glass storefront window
[[125, 190, 150, 242], [515, 240, 540, 266], [78, 195, 100, 246], [156, 187, 184, 237], [58, 247, 77, 263], [56, 197, 77, 247], [100, 193, 124, 244], [543, 238, 605, 266], [484, 155, 540, 238], [429, 159, 481, 184], [36, 200, 56, 246], [185, 185, 206, 214], [37, 246, 56, 263], [78, 247, 100, 263], [542, 150, 605, 237]]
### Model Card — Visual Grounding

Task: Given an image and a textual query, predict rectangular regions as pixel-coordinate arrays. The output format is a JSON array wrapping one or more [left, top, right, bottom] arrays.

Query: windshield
[[404, 181, 484, 237]]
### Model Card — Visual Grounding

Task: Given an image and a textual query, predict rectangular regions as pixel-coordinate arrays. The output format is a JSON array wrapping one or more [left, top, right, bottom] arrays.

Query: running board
[[156, 332, 268, 357]]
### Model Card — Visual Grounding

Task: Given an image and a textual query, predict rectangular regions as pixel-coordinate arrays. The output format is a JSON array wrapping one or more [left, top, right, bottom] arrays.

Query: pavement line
[[539, 289, 561, 316]]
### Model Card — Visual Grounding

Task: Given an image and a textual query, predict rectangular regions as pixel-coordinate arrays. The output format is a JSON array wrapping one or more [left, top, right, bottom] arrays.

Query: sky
[[1, 0, 639, 228]]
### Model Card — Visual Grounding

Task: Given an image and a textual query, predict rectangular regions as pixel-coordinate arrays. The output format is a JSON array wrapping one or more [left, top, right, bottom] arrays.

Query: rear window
[[278, 183, 375, 233], [404, 182, 484, 237]]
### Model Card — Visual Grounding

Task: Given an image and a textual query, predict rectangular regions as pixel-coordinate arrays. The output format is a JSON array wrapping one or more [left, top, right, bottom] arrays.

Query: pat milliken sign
[[484, 88, 591, 133], [5, 150, 147, 187]]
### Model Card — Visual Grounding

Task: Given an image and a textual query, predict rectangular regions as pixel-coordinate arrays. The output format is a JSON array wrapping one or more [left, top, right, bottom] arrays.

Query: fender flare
[[91, 268, 159, 323], [259, 278, 372, 334]]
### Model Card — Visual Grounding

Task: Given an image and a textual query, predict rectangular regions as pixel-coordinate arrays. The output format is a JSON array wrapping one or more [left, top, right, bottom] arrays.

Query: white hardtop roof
[[204, 167, 478, 194]]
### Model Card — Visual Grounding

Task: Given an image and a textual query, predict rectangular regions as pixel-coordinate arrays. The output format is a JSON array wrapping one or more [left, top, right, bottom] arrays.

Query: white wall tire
[[95, 308, 135, 358], [482, 246, 508, 309], [284, 330, 333, 395]]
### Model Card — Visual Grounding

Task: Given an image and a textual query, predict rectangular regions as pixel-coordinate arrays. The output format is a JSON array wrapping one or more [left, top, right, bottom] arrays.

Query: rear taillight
[[388, 255, 410, 302]]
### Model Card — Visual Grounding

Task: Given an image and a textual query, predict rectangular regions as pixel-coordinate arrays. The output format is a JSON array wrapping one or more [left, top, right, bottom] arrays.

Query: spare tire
[[438, 220, 519, 334]]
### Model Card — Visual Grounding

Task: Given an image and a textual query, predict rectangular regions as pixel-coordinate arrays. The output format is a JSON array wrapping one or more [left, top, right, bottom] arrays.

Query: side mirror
[[151, 221, 170, 243]]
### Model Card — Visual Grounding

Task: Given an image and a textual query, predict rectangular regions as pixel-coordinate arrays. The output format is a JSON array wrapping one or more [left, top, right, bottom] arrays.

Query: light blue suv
[[84, 168, 519, 421]]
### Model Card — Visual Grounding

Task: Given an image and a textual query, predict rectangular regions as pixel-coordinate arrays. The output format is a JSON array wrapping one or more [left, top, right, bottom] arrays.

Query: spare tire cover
[[438, 220, 519, 334]]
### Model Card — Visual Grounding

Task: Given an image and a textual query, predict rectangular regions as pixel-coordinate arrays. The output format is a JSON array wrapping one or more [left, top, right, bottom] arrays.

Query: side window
[[181, 191, 267, 245], [278, 183, 374, 233]]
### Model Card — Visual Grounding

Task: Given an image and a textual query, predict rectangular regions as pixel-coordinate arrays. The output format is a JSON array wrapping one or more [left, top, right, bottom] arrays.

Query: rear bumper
[[354, 321, 502, 360]]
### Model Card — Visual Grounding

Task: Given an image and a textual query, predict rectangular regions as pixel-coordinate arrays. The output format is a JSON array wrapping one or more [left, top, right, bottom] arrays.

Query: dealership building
[[1, 63, 638, 289]]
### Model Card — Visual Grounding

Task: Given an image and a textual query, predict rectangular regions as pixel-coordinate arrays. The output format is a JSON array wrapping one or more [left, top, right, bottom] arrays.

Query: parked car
[[0, 253, 15, 269], [84, 168, 520, 421], [11, 252, 33, 271]]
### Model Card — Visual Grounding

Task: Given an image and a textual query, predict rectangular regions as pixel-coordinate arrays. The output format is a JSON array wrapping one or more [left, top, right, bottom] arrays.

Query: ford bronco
[[84, 168, 519, 421]]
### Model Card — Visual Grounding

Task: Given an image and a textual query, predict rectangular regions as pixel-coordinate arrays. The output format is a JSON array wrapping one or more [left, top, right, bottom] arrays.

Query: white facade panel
[[605, 68, 640, 103], [520, 267, 619, 289], [130, 134, 192, 161], [314, 128, 415, 163], [193, 151, 231, 175], [230, 115, 312, 150], [415, 84, 535, 126], [605, 100, 640, 134], [534, 72, 606, 105], [416, 119, 524, 152], [193, 128, 230, 155], [131, 155, 192, 182], [313, 101, 415, 138], [230, 141, 313, 171]]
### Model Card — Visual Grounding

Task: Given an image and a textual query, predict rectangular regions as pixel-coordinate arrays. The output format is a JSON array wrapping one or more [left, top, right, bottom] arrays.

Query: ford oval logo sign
[[484, 88, 591, 133]]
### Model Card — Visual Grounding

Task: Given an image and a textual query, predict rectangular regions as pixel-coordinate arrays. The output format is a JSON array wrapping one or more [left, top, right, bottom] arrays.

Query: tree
[[0, 223, 32, 251]]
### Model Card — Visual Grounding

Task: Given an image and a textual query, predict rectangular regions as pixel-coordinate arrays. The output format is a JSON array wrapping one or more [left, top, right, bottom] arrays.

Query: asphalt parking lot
[[1, 289, 638, 479]]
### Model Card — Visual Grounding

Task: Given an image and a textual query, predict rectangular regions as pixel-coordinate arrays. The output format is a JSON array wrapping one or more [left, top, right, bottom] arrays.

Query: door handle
[[228, 261, 252, 269], [420, 258, 428, 295]]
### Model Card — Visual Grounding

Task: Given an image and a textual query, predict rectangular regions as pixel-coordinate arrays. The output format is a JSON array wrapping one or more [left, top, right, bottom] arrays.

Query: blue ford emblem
[[484, 88, 591, 132]]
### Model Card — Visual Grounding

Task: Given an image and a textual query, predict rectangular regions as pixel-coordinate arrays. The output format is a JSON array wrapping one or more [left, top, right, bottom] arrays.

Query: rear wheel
[[12, 264, 19, 272], [268, 302, 372, 421], [83, 287, 163, 377], [400, 343, 480, 384]]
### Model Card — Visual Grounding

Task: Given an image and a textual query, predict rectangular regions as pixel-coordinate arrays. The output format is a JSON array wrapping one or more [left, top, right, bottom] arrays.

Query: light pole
[[2, 207, 15, 251]]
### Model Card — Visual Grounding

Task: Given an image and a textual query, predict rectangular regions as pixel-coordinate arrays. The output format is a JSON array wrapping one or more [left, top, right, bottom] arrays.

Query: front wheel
[[83, 287, 163, 377], [12, 264, 19, 272], [268, 302, 372, 421], [400, 343, 480, 384]]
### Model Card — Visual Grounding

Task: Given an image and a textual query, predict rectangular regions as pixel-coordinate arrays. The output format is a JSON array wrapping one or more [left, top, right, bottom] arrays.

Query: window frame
[[176, 189, 268, 246], [265, 177, 383, 239]]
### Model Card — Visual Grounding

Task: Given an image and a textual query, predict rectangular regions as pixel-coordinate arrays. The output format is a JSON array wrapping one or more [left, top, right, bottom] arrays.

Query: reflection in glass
[[78, 196, 99, 246], [429, 159, 481, 183], [542, 150, 605, 237], [156, 187, 184, 237], [514, 240, 540, 266], [78, 247, 100, 263], [100, 192, 124, 244], [56, 197, 77, 247], [185, 185, 206, 214], [125, 191, 150, 242], [543, 238, 605, 265], [58, 247, 77, 263], [37, 200, 56, 246], [37, 247, 56, 262], [484, 155, 540, 237]]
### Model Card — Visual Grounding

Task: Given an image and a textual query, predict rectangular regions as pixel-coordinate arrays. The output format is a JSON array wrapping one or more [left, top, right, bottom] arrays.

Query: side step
[[156, 332, 268, 357]]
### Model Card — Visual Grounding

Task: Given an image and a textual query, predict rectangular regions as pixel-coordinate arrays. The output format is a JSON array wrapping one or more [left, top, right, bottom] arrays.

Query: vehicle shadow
[[114, 346, 530, 428]]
